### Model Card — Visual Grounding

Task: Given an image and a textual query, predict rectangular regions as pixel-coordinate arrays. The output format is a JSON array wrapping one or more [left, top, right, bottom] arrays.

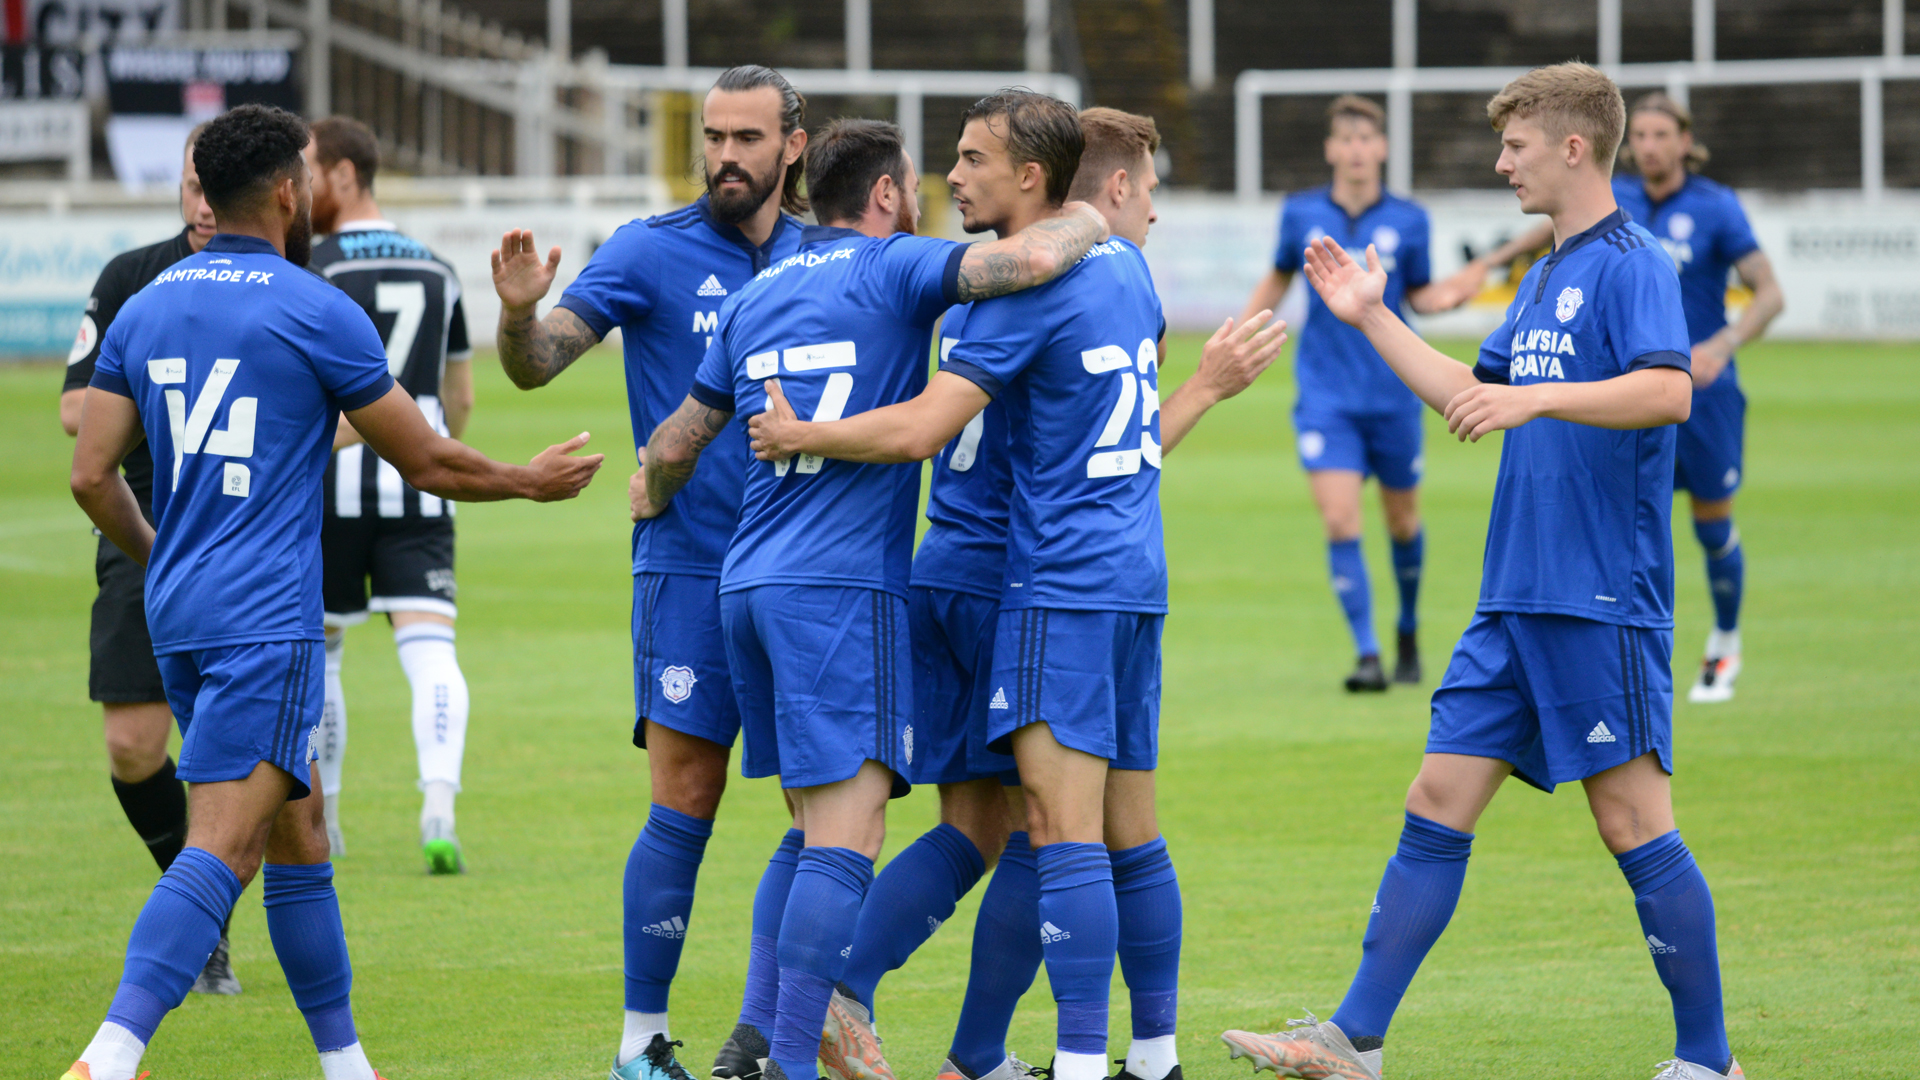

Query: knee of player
[[652, 758, 728, 819]]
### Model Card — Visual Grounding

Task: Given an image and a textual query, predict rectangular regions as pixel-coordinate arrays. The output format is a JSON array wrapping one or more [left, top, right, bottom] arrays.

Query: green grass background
[[2, 338, 1915, 1078]]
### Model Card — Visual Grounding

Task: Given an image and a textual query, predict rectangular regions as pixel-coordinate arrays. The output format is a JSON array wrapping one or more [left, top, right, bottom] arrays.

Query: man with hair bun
[[1219, 63, 1743, 1080], [62, 102, 602, 1080]]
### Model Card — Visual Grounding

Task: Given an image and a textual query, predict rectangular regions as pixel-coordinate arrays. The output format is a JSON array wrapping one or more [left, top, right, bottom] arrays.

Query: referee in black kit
[[56, 122, 238, 995]]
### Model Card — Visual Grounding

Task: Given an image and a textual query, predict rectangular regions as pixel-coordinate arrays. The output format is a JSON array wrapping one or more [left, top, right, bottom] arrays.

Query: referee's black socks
[[112, 756, 188, 872]]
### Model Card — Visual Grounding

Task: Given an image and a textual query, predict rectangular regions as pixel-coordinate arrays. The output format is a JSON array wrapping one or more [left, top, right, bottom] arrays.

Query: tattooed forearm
[[643, 396, 734, 508], [955, 208, 1107, 302], [498, 307, 602, 389]]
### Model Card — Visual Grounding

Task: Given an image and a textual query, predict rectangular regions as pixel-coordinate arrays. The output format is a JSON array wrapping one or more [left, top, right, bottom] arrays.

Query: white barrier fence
[[5, 190, 1919, 359]]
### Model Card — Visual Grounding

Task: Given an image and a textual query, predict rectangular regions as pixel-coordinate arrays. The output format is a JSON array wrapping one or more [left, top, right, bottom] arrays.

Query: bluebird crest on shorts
[[660, 665, 697, 704]]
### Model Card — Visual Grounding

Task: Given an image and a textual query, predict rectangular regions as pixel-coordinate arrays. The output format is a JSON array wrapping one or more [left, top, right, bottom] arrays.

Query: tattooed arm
[[953, 202, 1111, 302], [492, 229, 604, 389], [634, 395, 735, 520]]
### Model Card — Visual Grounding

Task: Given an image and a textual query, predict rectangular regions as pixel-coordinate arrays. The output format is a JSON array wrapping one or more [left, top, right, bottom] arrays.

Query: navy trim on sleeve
[[689, 379, 735, 413], [88, 367, 132, 397], [1625, 349, 1691, 375], [337, 372, 396, 412], [940, 244, 968, 306], [555, 293, 617, 339], [939, 358, 1003, 399]]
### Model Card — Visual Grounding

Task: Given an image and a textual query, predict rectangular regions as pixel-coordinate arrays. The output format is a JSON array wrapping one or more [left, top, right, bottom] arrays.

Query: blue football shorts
[[1428, 611, 1674, 792], [909, 586, 1020, 786], [1292, 404, 1425, 490], [985, 607, 1162, 771], [721, 584, 911, 795], [157, 640, 323, 799], [633, 572, 741, 750], [1673, 368, 1746, 502]]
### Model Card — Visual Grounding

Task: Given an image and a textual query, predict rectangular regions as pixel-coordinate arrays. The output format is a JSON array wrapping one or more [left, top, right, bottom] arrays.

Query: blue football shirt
[[90, 234, 395, 653], [1472, 209, 1691, 629], [557, 195, 805, 577], [1612, 174, 1760, 347], [690, 226, 966, 597], [911, 303, 1014, 600], [1275, 187, 1432, 415], [942, 239, 1168, 614]]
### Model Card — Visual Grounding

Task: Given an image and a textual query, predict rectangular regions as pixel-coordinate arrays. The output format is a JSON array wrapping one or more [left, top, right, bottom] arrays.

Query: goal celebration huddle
[[56, 56, 1772, 1080]]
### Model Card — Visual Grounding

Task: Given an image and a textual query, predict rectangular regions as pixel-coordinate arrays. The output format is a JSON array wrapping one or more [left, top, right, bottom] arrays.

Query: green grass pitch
[[2, 337, 1914, 1078]]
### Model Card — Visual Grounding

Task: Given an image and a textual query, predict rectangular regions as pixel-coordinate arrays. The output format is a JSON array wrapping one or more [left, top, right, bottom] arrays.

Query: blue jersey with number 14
[[90, 234, 395, 654], [942, 238, 1167, 614]]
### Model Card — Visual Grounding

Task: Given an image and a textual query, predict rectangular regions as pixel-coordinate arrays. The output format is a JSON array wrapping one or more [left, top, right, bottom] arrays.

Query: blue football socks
[[1035, 841, 1118, 1057], [739, 827, 804, 1033], [623, 803, 714, 1013], [840, 823, 986, 1012], [262, 861, 358, 1053], [1617, 831, 1731, 1072], [1390, 530, 1424, 636], [771, 846, 874, 1080], [1112, 837, 1182, 1042], [1328, 539, 1379, 657], [106, 846, 242, 1043], [1331, 813, 1473, 1042], [1694, 518, 1744, 634], [950, 831, 1043, 1077]]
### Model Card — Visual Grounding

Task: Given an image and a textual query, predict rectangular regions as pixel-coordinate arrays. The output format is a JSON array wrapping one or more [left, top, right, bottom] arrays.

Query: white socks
[[396, 622, 468, 824], [1054, 1050, 1109, 1080], [1124, 1035, 1179, 1080], [317, 631, 348, 798], [78, 1021, 146, 1080], [1706, 627, 1741, 660], [618, 1010, 669, 1066], [319, 1041, 377, 1080]]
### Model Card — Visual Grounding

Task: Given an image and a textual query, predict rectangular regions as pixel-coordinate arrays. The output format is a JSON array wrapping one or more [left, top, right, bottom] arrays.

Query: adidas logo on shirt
[[1040, 921, 1071, 943], [1586, 721, 1617, 744], [1646, 934, 1677, 955], [642, 915, 688, 939], [989, 688, 1009, 710], [696, 274, 727, 297]]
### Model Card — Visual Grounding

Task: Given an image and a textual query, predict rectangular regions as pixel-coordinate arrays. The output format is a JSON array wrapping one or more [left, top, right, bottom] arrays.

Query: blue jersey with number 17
[[89, 234, 395, 653], [691, 226, 966, 598], [942, 238, 1167, 614]]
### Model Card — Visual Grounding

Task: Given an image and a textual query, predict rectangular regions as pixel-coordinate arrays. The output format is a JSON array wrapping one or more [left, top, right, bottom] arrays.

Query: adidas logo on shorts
[[696, 274, 727, 296], [1040, 921, 1071, 943], [989, 687, 1009, 710], [643, 916, 687, 939], [1646, 934, 1677, 955], [1587, 721, 1618, 744]]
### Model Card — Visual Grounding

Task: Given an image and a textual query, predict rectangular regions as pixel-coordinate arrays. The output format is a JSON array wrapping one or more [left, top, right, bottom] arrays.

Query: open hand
[[1196, 311, 1287, 401], [747, 379, 805, 462], [1302, 237, 1388, 328], [492, 229, 563, 311], [1443, 383, 1540, 442], [526, 431, 604, 500]]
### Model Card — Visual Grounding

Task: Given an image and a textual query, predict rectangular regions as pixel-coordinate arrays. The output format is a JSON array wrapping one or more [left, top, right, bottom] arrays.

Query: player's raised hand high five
[[491, 229, 563, 311], [1302, 237, 1389, 328]]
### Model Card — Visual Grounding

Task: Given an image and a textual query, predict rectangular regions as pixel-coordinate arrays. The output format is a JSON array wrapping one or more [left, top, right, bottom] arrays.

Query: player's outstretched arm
[[1159, 315, 1288, 456], [749, 373, 991, 465], [1419, 219, 1555, 314], [70, 388, 155, 564], [635, 394, 735, 520], [493, 229, 603, 389], [1442, 366, 1691, 442], [953, 203, 1111, 302], [347, 384, 603, 501], [1303, 237, 1479, 413]]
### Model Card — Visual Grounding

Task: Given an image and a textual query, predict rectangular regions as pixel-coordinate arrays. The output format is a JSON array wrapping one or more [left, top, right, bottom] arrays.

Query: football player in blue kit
[[1216, 64, 1744, 1080], [632, 115, 1109, 1080], [1236, 95, 1483, 692], [63, 104, 603, 1080], [489, 65, 813, 1080], [746, 98, 1286, 1080], [1468, 92, 1784, 704]]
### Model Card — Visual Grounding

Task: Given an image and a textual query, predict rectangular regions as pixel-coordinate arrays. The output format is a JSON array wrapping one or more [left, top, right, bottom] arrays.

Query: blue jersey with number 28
[[691, 226, 965, 598], [942, 238, 1167, 614], [90, 234, 395, 653]]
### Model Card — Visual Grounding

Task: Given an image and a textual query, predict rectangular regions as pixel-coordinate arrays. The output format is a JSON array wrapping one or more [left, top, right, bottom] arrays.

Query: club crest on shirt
[[660, 665, 697, 703], [1555, 286, 1584, 323]]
